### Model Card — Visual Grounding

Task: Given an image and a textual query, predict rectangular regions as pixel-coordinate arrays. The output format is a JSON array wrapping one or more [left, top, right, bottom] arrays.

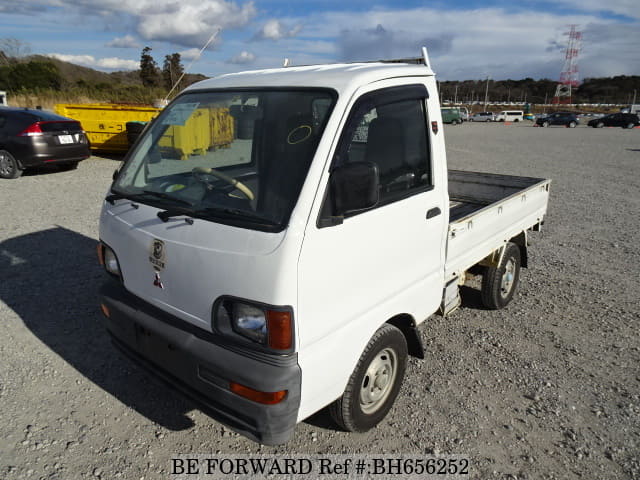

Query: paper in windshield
[[161, 103, 200, 126]]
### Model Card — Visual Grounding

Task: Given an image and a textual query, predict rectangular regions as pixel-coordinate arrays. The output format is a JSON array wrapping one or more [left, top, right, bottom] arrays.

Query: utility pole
[[633, 89, 637, 105], [454, 84, 458, 105], [484, 77, 490, 108]]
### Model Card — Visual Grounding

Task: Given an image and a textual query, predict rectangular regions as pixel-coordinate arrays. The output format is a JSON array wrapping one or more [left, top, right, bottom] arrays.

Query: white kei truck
[[98, 48, 550, 445]]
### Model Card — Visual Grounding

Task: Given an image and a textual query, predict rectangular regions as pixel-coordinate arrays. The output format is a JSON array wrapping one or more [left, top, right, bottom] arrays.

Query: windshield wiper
[[199, 207, 279, 226], [157, 205, 278, 226], [105, 190, 192, 207], [157, 206, 196, 222]]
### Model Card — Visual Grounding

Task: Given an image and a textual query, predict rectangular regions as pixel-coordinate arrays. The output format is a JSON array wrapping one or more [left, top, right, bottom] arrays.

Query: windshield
[[113, 89, 336, 231]]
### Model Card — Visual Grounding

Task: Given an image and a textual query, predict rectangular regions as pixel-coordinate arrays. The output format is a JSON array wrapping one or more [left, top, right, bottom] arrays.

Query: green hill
[[0, 54, 208, 108]]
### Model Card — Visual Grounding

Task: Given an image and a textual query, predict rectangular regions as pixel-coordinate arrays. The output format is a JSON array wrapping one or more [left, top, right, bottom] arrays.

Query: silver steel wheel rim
[[500, 258, 516, 298], [360, 348, 398, 414], [0, 152, 11, 176]]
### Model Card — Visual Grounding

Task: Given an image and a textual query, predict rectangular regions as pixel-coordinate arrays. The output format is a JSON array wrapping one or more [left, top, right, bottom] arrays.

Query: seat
[[364, 116, 406, 185]]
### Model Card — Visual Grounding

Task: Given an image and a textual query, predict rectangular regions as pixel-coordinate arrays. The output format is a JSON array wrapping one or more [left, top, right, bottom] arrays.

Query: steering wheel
[[192, 166, 255, 201]]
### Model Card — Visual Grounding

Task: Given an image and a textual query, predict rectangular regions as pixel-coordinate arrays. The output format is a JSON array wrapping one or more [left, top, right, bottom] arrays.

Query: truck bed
[[445, 170, 550, 281]]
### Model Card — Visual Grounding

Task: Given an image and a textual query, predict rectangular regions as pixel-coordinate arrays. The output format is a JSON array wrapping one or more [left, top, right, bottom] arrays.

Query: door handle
[[426, 207, 441, 219]]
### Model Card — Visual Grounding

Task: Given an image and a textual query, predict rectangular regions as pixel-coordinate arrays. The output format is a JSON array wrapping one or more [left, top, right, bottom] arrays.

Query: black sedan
[[535, 112, 579, 128], [587, 113, 640, 129], [0, 107, 90, 179]]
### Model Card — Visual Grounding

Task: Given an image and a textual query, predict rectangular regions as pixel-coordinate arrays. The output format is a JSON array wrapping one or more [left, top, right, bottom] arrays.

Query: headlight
[[104, 247, 121, 276], [98, 243, 121, 277], [216, 299, 293, 352], [232, 302, 267, 343]]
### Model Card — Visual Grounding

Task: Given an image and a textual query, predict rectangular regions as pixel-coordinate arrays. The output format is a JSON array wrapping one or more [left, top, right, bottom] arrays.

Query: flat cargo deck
[[445, 169, 551, 281], [448, 170, 548, 223]]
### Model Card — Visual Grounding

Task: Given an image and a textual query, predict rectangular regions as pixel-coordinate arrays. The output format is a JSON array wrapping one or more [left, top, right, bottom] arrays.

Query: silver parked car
[[470, 111, 495, 122]]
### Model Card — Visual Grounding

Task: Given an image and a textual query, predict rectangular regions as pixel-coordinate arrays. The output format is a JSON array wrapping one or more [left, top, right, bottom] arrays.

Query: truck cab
[[99, 50, 549, 444]]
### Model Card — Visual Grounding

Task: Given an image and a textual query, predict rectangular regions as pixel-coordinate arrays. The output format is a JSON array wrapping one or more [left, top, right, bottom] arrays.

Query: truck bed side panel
[[445, 170, 550, 280]]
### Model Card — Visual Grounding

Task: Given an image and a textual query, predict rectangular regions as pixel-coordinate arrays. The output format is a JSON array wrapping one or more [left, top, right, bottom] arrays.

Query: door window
[[334, 89, 431, 206]]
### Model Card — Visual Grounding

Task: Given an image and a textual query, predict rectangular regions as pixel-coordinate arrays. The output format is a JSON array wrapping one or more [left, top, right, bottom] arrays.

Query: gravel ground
[[1, 122, 639, 480]]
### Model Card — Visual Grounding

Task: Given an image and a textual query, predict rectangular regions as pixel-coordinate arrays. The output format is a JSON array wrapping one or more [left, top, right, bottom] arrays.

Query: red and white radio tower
[[552, 25, 582, 105]]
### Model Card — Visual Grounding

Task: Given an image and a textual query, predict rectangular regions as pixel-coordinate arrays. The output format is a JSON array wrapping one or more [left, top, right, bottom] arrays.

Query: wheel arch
[[510, 231, 528, 268], [386, 314, 424, 359]]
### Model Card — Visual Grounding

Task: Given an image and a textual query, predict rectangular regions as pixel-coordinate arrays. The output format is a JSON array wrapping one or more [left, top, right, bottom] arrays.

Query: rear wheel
[[625, 123, 635, 129], [542, 121, 549, 127], [481, 242, 521, 310], [329, 324, 408, 432], [568, 121, 577, 128], [596, 122, 604, 128], [0, 150, 22, 179]]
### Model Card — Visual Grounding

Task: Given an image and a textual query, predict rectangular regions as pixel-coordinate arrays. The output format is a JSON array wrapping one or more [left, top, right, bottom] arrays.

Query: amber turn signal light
[[96, 243, 104, 266], [100, 303, 110, 318], [229, 382, 287, 405], [267, 310, 292, 350]]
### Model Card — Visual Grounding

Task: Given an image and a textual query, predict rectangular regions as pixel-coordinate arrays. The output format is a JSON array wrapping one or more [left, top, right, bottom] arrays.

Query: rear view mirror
[[330, 161, 379, 216]]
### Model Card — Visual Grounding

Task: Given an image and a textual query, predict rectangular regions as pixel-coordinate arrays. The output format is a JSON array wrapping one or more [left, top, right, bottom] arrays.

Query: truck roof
[[186, 62, 434, 95]]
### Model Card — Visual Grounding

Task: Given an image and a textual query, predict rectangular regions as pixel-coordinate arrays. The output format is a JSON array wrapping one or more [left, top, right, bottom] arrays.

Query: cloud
[[294, 7, 639, 80], [47, 53, 138, 70], [550, 0, 640, 20], [338, 24, 453, 62], [227, 50, 255, 64], [4, 1, 639, 80], [179, 48, 202, 61], [105, 35, 140, 48], [0, 0, 46, 14], [252, 19, 301, 41], [24, 0, 257, 48]]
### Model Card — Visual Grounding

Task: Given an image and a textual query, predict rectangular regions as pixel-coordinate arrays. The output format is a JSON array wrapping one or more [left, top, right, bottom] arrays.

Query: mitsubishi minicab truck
[[98, 48, 551, 445]]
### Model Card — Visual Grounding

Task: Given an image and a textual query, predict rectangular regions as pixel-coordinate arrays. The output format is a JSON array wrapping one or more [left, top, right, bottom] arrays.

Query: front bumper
[[100, 281, 301, 445]]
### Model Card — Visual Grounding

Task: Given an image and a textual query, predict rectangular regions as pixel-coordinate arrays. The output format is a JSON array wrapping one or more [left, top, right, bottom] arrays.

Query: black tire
[[568, 121, 577, 128], [481, 242, 521, 310], [0, 150, 23, 179], [59, 161, 79, 171], [126, 121, 147, 146], [329, 324, 408, 432], [625, 123, 635, 129], [542, 121, 549, 128]]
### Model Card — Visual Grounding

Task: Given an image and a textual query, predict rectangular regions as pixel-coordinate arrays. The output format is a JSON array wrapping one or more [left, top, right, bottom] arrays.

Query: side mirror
[[330, 161, 379, 217]]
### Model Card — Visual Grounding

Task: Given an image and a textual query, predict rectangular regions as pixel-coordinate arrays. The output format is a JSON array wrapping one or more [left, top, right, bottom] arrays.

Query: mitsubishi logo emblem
[[153, 272, 164, 289]]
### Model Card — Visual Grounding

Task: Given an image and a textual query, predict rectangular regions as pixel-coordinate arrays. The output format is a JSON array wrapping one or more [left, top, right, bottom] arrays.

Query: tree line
[[438, 77, 640, 105], [0, 41, 197, 105]]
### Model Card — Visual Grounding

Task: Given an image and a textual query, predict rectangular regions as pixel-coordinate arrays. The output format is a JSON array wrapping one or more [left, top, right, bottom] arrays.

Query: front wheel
[[568, 121, 577, 128], [542, 121, 549, 128], [625, 123, 635, 129], [481, 242, 521, 309], [596, 122, 604, 128], [329, 324, 408, 432], [0, 150, 23, 179]]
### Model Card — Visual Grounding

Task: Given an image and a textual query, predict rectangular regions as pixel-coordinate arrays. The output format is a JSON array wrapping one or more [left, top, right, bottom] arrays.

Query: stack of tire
[[229, 105, 258, 140], [126, 121, 148, 148]]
